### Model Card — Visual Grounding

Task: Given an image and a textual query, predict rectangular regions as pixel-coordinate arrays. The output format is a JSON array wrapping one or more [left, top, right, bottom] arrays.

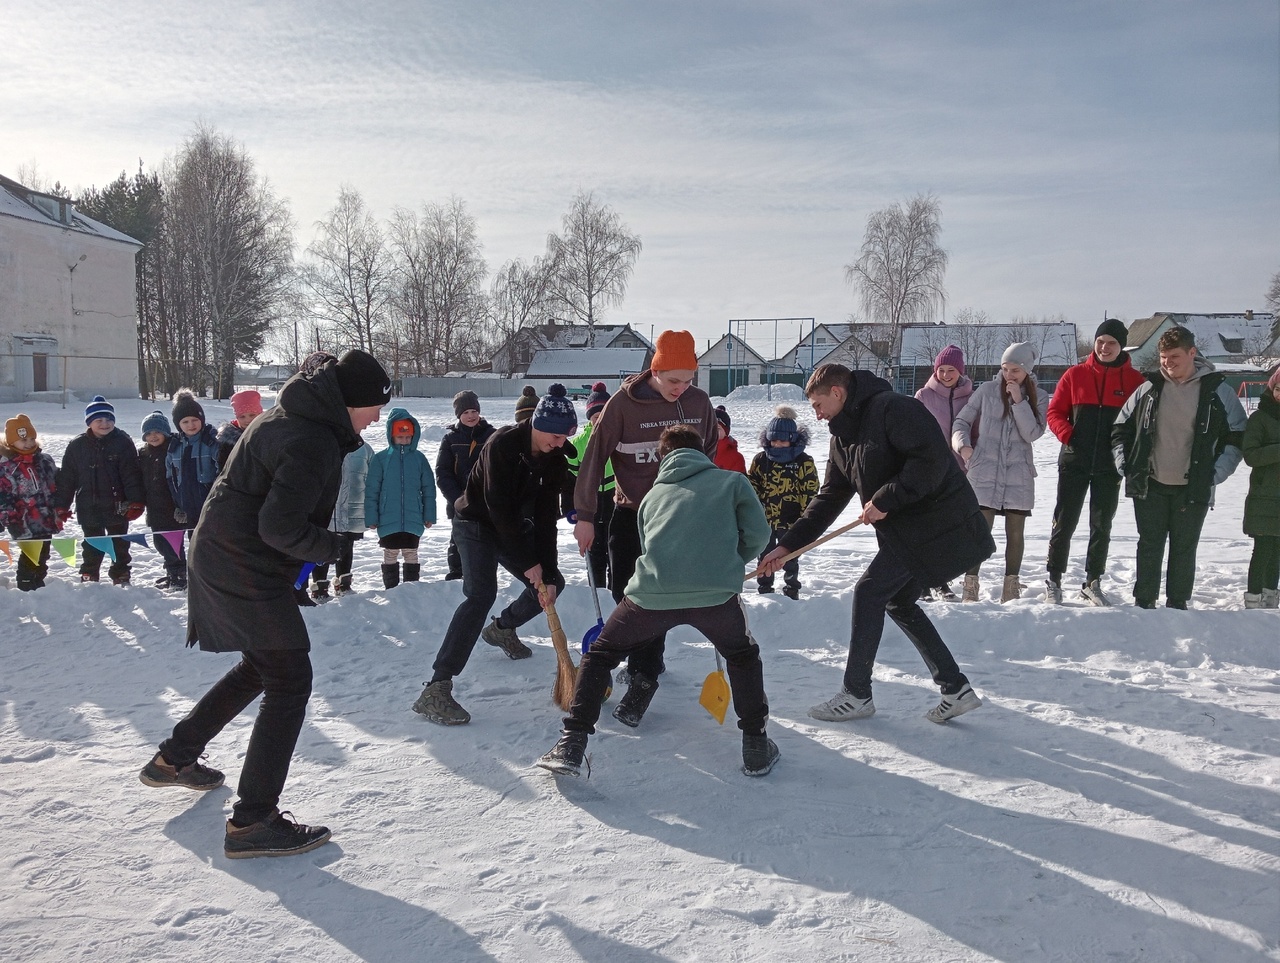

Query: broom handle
[[743, 519, 864, 582]]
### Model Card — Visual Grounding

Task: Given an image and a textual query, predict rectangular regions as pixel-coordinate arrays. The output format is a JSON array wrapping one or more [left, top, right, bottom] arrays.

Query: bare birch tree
[[302, 185, 392, 354], [489, 254, 558, 347], [845, 193, 948, 358], [547, 191, 642, 344]]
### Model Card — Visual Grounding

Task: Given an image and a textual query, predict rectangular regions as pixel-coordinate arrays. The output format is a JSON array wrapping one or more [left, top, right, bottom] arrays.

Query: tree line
[[74, 126, 642, 398]]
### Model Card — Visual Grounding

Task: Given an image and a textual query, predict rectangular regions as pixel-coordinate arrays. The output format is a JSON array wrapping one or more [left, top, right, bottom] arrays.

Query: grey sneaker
[[808, 689, 875, 722], [1263, 588, 1279, 609], [741, 734, 780, 777], [1080, 579, 1112, 607], [926, 684, 983, 724], [1045, 579, 1063, 604], [412, 679, 471, 725], [482, 618, 533, 660]]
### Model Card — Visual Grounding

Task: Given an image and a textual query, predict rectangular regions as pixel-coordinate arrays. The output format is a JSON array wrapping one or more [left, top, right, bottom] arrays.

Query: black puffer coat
[[186, 359, 358, 652], [780, 370, 994, 586], [138, 440, 182, 532], [435, 418, 496, 518], [1243, 390, 1280, 538], [53, 427, 144, 526]]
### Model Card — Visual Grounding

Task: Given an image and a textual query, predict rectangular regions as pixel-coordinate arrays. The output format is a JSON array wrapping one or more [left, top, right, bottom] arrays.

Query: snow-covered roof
[[898, 322, 1079, 367], [699, 334, 769, 366], [1128, 312, 1277, 354], [0, 175, 141, 248], [525, 347, 651, 377]]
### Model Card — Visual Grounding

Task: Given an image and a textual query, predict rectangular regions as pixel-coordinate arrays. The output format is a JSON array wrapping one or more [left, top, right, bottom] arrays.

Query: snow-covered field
[[2, 385, 1277, 962]]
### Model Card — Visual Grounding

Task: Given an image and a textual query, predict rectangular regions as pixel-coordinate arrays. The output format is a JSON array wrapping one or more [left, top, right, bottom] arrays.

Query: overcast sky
[[3, 0, 1277, 356]]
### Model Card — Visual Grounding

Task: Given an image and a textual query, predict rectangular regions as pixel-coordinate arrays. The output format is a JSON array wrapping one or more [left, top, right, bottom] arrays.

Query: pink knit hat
[[230, 389, 264, 419], [935, 344, 965, 376], [1268, 366, 1280, 390]]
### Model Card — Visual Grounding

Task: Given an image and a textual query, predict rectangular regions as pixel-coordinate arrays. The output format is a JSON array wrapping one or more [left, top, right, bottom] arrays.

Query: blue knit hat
[[532, 384, 578, 435], [84, 395, 115, 426], [141, 410, 170, 438], [765, 404, 800, 444]]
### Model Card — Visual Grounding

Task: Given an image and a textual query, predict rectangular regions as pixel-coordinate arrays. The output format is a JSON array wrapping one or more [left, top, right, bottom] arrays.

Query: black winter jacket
[[435, 418, 496, 518], [138, 440, 182, 532], [454, 420, 575, 583], [54, 427, 145, 526], [1243, 390, 1280, 538], [186, 359, 359, 652], [780, 371, 994, 586]]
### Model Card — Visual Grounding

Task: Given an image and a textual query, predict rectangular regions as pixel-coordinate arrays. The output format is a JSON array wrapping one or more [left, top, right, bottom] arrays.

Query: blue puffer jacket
[[166, 424, 221, 518], [365, 408, 437, 538]]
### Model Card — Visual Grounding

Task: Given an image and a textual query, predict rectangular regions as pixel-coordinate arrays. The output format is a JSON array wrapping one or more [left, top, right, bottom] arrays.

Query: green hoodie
[[627, 447, 771, 611]]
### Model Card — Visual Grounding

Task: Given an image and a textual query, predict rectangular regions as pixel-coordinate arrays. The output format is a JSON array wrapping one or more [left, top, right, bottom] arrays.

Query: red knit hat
[[392, 419, 415, 437], [651, 330, 698, 372]]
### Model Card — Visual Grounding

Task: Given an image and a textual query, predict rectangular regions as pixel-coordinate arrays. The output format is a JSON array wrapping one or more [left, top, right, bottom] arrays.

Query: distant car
[[565, 384, 592, 400], [267, 380, 287, 391]]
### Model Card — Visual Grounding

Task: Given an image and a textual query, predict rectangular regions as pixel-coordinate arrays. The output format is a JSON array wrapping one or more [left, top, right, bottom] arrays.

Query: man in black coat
[[53, 396, 145, 584], [435, 390, 496, 580], [139, 349, 392, 859], [761, 364, 993, 724], [413, 385, 577, 726]]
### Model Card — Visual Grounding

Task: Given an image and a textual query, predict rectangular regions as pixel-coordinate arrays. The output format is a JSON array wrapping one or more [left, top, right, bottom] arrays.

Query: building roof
[[698, 333, 769, 366], [525, 347, 652, 377], [1127, 312, 1277, 355], [0, 175, 141, 248]]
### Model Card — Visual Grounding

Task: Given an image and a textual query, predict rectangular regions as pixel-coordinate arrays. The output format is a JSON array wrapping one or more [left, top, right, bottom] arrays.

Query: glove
[[124, 502, 146, 521], [173, 509, 189, 526], [564, 509, 578, 524], [56, 507, 73, 524]]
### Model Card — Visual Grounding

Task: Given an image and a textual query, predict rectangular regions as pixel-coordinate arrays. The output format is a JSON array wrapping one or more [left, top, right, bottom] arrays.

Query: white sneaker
[[808, 689, 876, 722], [1045, 579, 1063, 604], [962, 574, 980, 602], [1244, 592, 1264, 609], [926, 684, 983, 724], [1080, 579, 1112, 607]]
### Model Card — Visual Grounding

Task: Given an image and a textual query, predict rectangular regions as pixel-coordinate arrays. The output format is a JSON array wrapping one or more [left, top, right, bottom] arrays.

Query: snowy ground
[[2, 386, 1277, 962]]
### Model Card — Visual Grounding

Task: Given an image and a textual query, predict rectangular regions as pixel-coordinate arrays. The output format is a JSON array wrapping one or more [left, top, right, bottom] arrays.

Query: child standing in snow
[[311, 439, 373, 600], [138, 410, 186, 589], [0, 414, 62, 590], [1242, 368, 1280, 608], [436, 391, 496, 582], [217, 389, 265, 471], [166, 390, 221, 530], [748, 405, 818, 599], [713, 405, 747, 473], [364, 409, 435, 588]]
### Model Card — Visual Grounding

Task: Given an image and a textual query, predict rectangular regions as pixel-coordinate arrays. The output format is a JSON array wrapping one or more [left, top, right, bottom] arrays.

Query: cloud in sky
[[3, 0, 1277, 352]]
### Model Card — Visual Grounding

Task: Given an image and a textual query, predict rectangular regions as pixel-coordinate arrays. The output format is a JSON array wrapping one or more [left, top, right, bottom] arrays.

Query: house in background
[[488, 322, 654, 376], [697, 334, 769, 396], [0, 175, 141, 403], [1125, 311, 1278, 371], [896, 321, 1079, 394]]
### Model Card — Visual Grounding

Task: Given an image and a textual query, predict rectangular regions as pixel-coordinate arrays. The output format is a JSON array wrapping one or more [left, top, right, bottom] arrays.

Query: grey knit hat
[[1001, 341, 1038, 371], [453, 390, 480, 418]]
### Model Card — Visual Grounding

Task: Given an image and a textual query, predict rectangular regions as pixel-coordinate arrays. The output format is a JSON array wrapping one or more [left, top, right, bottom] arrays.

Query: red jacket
[[1047, 352, 1145, 470], [714, 435, 747, 474]]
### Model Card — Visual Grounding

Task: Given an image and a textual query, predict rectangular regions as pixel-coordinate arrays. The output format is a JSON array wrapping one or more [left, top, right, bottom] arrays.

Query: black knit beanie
[[335, 350, 392, 407], [171, 390, 206, 429], [453, 390, 480, 418], [1094, 318, 1129, 348]]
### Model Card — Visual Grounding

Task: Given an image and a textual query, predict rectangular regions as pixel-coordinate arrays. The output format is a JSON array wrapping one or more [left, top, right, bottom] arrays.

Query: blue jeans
[[431, 518, 566, 681]]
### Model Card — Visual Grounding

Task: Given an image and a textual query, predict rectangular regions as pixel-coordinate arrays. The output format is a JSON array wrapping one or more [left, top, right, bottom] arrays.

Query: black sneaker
[[139, 752, 225, 791], [612, 672, 658, 728], [742, 734, 780, 777], [224, 811, 331, 859], [782, 584, 800, 600], [537, 731, 588, 777], [444, 571, 463, 582]]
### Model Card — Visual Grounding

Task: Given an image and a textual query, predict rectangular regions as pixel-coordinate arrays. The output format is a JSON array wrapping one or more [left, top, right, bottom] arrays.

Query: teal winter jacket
[[364, 409, 437, 538], [626, 447, 771, 611]]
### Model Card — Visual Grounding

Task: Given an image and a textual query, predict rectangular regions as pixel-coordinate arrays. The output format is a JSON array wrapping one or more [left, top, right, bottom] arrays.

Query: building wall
[[0, 215, 139, 402]]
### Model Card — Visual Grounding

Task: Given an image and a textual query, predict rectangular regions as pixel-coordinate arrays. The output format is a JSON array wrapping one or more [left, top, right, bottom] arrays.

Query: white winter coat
[[952, 376, 1049, 512]]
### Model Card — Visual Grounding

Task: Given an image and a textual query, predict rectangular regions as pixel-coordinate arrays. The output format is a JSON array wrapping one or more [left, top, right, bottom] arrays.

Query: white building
[[0, 175, 141, 403]]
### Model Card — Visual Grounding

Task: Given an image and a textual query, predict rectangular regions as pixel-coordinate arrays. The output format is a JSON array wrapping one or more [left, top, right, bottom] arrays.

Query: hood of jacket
[[383, 406, 422, 449], [620, 371, 676, 406], [276, 357, 363, 455], [217, 421, 244, 447], [654, 446, 717, 484], [920, 373, 973, 398], [1158, 353, 1216, 386], [828, 370, 894, 440]]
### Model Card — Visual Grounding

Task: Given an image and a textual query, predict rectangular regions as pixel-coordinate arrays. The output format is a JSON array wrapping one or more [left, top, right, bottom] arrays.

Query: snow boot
[[310, 581, 331, 603], [741, 733, 780, 777], [1000, 575, 1021, 603], [109, 566, 131, 586], [926, 684, 983, 724], [1264, 588, 1280, 609], [537, 730, 588, 777], [782, 583, 800, 600], [1244, 592, 1264, 609], [224, 811, 331, 859], [612, 672, 658, 727], [808, 689, 875, 722], [482, 618, 532, 659], [412, 679, 471, 725], [139, 752, 225, 791], [962, 574, 979, 602], [381, 563, 400, 590], [402, 563, 421, 583], [334, 574, 353, 596]]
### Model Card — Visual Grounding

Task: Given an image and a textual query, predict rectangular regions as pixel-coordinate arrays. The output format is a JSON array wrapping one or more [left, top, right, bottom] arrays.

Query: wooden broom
[[540, 584, 578, 711]]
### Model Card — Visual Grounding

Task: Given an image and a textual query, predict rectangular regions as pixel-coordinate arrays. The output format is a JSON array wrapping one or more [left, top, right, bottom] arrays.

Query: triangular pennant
[[52, 538, 77, 565], [121, 533, 148, 549], [18, 540, 44, 565], [0, 540, 11, 563], [83, 536, 118, 563], [160, 530, 186, 555]]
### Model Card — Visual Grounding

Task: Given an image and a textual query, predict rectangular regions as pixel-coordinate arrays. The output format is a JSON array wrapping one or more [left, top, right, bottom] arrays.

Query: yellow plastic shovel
[[699, 650, 730, 725]]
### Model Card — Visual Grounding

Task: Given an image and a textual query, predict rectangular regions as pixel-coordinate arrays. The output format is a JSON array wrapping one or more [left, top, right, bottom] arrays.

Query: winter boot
[[782, 582, 800, 601], [1000, 575, 1021, 603], [962, 574, 980, 602], [139, 752, 225, 791], [1244, 592, 1264, 609], [293, 586, 316, 607], [482, 618, 532, 659], [381, 563, 401, 590], [1045, 579, 1063, 604], [412, 679, 471, 725], [926, 684, 983, 724], [310, 581, 331, 603], [741, 733, 781, 777], [808, 689, 875, 722], [537, 730, 588, 777], [109, 566, 131, 586], [334, 574, 353, 596], [444, 570, 463, 582], [612, 671, 658, 727], [80, 570, 100, 583], [154, 576, 170, 589], [402, 563, 421, 583], [224, 811, 331, 859], [932, 584, 959, 601], [757, 578, 775, 595], [1264, 588, 1280, 609]]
